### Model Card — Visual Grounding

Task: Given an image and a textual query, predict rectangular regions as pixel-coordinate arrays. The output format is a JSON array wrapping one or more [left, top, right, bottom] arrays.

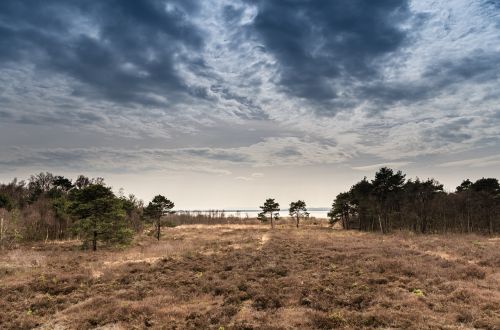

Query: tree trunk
[[345, 212, 350, 230], [157, 219, 161, 241], [378, 214, 384, 234], [467, 210, 471, 233], [296, 214, 299, 228], [0, 216, 3, 250], [489, 216, 493, 235], [92, 231, 97, 251], [466, 197, 471, 233], [270, 212, 274, 229]]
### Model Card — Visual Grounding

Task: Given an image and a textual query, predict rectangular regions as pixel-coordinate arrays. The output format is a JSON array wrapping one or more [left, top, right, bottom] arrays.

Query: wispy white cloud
[[234, 176, 253, 181], [0, 137, 352, 174], [234, 172, 265, 181], [352, 162, 412, 171], [437, 155, 500, 168]]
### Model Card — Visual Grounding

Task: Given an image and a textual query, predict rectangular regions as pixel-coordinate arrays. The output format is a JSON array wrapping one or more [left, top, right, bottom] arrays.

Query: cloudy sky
[[0, 0, 499, 209]]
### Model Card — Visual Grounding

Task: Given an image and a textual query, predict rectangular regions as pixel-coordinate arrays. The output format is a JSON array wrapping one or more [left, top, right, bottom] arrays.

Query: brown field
[[0, 223, 499, 329]]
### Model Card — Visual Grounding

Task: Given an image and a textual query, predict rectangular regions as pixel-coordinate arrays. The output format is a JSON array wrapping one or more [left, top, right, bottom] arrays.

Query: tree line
[[327, 167, 499, 234], [0, 171, 198, 252], [0, 169, 498, 250], [0, 173, 145, 250], [0, 172, 313, 249]]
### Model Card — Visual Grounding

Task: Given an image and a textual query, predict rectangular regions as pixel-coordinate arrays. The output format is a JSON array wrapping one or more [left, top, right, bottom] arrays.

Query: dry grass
[[0, 225, 499, 329]]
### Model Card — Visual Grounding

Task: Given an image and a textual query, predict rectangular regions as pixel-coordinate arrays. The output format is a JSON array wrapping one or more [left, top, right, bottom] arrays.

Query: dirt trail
[[259, 232, 271, 250], [424, 250, 466, 262]]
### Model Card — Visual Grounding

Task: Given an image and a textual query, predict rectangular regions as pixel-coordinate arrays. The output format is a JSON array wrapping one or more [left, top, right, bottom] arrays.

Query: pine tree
[[144, 195, 175, 240], [69, 184, 132, 251], [260, 198, 280, 229], [289, 200, 309, 228]]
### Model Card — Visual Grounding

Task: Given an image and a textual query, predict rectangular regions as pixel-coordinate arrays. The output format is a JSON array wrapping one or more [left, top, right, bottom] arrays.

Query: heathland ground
[[0, 221, 499, 329]]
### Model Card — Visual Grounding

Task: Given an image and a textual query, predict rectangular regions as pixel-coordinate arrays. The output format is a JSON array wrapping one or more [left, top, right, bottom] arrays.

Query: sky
[[0, 0, 499, 209]]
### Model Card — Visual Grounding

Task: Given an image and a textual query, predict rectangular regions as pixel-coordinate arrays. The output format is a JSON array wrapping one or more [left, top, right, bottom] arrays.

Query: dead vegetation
[[0, 225, 499, 329]]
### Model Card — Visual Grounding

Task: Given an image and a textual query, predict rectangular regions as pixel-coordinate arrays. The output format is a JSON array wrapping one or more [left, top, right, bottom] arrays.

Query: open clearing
[[1, 224, 499, 329]]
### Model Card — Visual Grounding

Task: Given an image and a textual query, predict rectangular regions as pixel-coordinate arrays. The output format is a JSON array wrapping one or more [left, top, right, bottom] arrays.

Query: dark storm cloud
[[357, 51, 500, 113], [275, 146, 302, 158], [485, 0, 500, 9], [0, 110, 13, 119], [2, 0, 498, 121], [431, 118, 474, 144], [0, 148, 87, 168], [246, 0, 413, 102], [0, 0, 205, 106], [15, 110, 106, 126], [183, 148, 250, 162], [243, 0, 500, 116], [424, 52, 500, 85]]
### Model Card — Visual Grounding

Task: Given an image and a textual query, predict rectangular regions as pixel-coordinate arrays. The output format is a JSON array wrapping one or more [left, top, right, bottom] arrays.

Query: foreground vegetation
[[0, 224, 498, 329]]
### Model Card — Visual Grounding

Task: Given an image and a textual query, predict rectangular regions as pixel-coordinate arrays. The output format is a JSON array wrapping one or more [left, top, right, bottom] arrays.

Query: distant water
[[177, 208, 330, 219]]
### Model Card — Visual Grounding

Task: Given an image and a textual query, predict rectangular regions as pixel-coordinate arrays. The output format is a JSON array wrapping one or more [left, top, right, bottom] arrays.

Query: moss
[[412, 288, 424, 296]]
